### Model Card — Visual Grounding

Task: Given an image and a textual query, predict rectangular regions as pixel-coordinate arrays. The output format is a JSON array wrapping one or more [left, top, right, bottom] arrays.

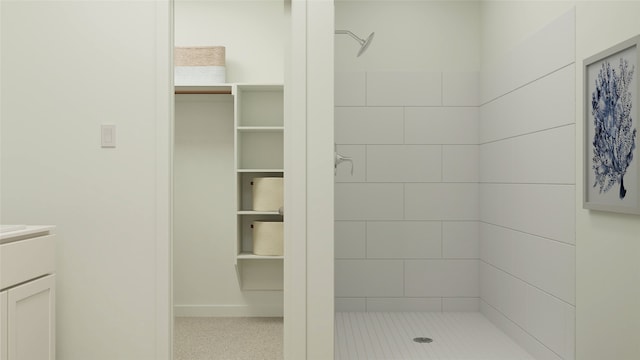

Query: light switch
[[101, 124, 116, 148]]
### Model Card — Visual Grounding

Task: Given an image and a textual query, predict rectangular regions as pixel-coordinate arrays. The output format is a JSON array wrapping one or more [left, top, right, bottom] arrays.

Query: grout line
[[479, 62, 575, 106], [364, 72, 368, 106], [335, 296, 480, 299], [402, 107, 406, 144], [335, 143, 478, 146], [441, 72, 444, 106], [336, 257, 480, 261], [441, 145, 444, 183], [402, 260, 406, 296], [364, 145, 368, 182], [479, 220, 575, 247], [479, 123, 575, 145], [364, 220, 368, 259], [479, 299, 570, 360], [440, 221, 444, 259], [335, 105, 479, 108], [402, 184, 406, 220], [480, 260, 575, 307], [479, 181, 575, 186]]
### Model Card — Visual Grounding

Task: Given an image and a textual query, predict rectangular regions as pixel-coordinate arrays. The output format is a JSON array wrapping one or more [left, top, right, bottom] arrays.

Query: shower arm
[[335, 30, 365, 46]]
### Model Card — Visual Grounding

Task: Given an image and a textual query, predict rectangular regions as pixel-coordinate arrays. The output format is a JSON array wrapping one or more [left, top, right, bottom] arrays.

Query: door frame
[[158, 0, 334, 358], [285, 0, 335, 358]]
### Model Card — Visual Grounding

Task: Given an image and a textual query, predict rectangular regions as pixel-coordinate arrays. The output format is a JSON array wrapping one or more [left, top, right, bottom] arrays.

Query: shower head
[[357, 32, 375, 57], [335, 30, 375, 57]]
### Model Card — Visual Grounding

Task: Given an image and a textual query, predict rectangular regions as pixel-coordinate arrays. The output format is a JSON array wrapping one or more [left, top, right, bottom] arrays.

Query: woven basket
[[175, 46, 225, 66]]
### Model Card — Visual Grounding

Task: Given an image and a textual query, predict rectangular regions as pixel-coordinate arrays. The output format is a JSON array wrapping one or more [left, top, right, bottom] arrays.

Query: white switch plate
[[101, 124, 116, 148]]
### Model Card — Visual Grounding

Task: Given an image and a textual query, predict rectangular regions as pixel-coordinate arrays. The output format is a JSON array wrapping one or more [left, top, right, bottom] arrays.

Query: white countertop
[[0, 225, 55, 243]]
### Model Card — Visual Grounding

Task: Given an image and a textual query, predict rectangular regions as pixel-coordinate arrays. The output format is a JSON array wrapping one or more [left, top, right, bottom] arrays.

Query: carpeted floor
[[174, 317, 283, 360]]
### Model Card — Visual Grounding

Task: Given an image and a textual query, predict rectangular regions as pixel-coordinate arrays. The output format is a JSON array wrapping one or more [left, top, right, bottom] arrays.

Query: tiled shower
[[334, 3, 576, 360], [334, 70, 481, 311]]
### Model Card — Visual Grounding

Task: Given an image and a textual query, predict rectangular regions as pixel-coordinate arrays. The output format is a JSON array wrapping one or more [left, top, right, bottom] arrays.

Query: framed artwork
[[584, 35, 640, 215]]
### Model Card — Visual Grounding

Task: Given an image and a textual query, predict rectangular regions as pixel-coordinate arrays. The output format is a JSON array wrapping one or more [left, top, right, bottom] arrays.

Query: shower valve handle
[[335, 151, 354, 176]]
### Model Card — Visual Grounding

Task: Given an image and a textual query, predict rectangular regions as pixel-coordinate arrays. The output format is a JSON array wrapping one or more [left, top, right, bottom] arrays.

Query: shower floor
[[335, 312, 534, 360]]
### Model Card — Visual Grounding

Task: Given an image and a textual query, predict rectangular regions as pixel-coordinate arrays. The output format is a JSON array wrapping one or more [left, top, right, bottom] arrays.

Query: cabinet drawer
[[0, 235, 55, 290]]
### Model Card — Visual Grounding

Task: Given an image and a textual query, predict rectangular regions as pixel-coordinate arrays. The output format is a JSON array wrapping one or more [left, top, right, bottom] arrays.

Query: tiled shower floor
[[335, 312, 534, 360]]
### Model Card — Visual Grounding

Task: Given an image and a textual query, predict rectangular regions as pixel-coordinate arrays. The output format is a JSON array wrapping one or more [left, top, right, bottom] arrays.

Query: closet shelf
[[175, 85, 232, 94], [236, 169, 284, 173], [237, 210, 281, 215], [237, 252, 284, 260], [237, 126, 284, 132]]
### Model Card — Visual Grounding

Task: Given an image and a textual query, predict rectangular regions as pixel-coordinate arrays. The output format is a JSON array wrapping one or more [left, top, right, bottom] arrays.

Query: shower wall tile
[[366, 221, 441, 259], [525, 285, 575, 360], [335, 145, 366, 182], [442, 221, 480, 259], [480, 183, 575, 244], [405, 183, 479, 220], [335, 298, 366, 312], [366, 145, 442, 182], [335, 71, 366, 106], [481, 301, 564, 360], [335, 183, 404, 220], [405, 260, 480, 297], [335, 260, 404, 297], [366, 71, 442, 106], [479, 11, 576, 358], [405, 107, 479, 144], [480, 262, 528, 326], [480, 125, 575, 184], [480, 63, 575, 144], [335, 69, 482, 311], [443, 145, 479, 182], [335, 221, 366, 259], [481, 9, 575, 103], [481, 262, 576, 360], [442, 298, 480, 312], [366, 298, 442, 312], [443, 72, 480, 106], [335, 107, 404, 144], [481, 223, 575, 304]]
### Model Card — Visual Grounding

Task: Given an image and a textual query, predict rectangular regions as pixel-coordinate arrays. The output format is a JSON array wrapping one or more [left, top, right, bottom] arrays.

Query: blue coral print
[[591, 58, 637, 199]]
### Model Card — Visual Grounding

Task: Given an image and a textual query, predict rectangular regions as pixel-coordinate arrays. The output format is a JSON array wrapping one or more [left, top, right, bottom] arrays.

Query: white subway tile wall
[[479, 10, 576, 360], [333, 10, 576, 360], [335, 70, 481, 311]]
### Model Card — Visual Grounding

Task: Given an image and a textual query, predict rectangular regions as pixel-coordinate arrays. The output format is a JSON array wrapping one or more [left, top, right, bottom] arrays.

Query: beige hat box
[[251, 177, 283, 212], [174, 46, 226, 85], [251, 221, 283, 256]]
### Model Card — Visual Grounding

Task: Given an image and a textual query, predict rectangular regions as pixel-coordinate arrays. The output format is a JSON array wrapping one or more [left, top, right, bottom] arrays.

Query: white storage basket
[[252, 177, 283, 211], [252, 221, 283, 256], [174, 46, 226, 85]]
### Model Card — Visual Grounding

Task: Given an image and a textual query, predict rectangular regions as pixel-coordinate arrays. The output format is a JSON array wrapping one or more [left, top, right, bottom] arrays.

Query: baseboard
[[174, 304, 283, 317]]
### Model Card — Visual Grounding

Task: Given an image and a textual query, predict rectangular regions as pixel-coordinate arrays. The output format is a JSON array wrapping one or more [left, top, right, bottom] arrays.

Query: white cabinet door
[[1, 290, 7, 360], [7, 275, 55, 360]]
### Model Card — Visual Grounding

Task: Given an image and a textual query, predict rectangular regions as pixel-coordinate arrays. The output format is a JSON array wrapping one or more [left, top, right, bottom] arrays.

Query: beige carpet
[[174, 317, 283, 360]]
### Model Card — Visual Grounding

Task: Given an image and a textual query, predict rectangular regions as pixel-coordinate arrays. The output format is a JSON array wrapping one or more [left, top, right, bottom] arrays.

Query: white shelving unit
[[234, 84, 284, 290], [175, 83, 284, 291]]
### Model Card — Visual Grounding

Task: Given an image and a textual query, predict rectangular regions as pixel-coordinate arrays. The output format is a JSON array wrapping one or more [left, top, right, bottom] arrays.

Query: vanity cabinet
[[0, 226, 56, 360]]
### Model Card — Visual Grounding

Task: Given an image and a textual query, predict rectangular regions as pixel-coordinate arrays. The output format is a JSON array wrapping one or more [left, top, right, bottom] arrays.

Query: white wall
[[0, 1, 170, 359], [479, 8, 576, 360], [575, 3, 640, 360], [335, 0, 480, 72], [174, 0, 284, 83], [334, 1, 482, 312]]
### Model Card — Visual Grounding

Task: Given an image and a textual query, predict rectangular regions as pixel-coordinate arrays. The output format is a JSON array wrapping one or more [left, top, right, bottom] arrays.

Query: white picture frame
[[584, 35, 640, 215]]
